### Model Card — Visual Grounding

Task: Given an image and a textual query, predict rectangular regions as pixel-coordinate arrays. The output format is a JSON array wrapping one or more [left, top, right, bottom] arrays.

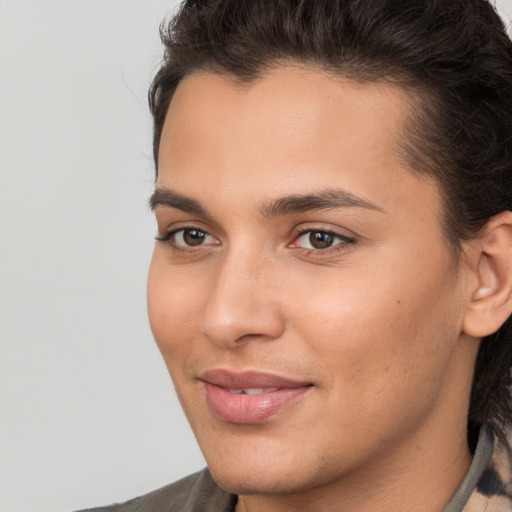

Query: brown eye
[[309, 231, 335, 249], [158, 228, 217, 248], [292, 229, 354, 253], [182, 229, 207, 246]]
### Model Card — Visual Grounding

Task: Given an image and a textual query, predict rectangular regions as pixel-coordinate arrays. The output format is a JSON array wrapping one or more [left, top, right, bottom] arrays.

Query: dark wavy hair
[[149, 0, 512, 441]]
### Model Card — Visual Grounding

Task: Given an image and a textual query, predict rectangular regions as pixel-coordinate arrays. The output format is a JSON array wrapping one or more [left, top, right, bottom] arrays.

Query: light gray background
[[0, 2, 204, 512], [1, 1, 511, 511]]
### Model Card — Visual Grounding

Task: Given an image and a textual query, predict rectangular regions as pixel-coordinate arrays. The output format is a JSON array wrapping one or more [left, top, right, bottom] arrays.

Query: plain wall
[[0, 2, 205, 512], [1, 1, 511, 511]]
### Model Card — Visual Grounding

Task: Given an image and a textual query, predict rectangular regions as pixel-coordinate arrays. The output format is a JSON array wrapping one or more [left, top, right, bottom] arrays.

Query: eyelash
[[289, 228, 355, 256], [155, 227, 216, 253], [155, 227, 356, 256]]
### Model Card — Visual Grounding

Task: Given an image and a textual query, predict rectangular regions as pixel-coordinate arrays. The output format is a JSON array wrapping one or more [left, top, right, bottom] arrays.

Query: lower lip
[[204, 383, 311, 424]]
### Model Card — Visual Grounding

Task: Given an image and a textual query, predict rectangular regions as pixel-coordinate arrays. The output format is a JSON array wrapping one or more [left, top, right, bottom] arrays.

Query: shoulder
[[471, 427, 512, 511], [75, 468, 236, 512], [455, 425, 512, 512]]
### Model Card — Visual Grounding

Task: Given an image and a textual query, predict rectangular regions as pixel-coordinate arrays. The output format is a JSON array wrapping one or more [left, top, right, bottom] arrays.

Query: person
[[79, 0, 512, 510]]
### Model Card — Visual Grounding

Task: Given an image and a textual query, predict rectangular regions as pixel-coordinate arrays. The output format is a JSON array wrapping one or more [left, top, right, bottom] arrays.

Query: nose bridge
[[199, 241, 284, 346]]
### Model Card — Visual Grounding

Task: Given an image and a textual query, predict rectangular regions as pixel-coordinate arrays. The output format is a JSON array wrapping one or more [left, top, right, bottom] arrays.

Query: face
[[148, 68, 476, 497]]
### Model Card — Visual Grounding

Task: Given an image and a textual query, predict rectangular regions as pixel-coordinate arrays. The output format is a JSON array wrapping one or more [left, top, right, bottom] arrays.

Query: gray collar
[[442, 424, 494, 512]]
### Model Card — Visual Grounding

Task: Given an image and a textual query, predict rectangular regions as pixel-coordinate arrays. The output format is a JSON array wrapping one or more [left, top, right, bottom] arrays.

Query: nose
[[199, 248, 285, 348]]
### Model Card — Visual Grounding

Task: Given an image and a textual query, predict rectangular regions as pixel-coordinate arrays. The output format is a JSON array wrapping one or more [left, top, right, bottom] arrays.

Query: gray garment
[[77, 424, 512, 512], [444, 424, 494, 512], [77, 469, 236, 512]]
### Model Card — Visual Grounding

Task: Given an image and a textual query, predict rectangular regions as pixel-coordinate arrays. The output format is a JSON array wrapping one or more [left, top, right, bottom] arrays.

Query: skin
[[147, 68, 483, 512]]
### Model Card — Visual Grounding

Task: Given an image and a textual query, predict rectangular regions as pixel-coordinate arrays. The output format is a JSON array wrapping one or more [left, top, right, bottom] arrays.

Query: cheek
[[288, 254, 463, 412], [147, 255, 203, 364]]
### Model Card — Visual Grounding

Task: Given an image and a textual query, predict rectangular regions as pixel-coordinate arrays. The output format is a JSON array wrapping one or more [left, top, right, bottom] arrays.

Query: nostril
[[200, 310, 285, 348]]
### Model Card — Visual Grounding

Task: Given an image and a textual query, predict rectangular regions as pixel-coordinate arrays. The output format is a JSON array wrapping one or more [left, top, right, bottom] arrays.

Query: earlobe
[[463, 212, 512, 338]]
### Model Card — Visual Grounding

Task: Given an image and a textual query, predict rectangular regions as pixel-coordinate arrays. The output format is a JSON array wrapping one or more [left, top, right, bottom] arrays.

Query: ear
[[462, 211, 512, 338]]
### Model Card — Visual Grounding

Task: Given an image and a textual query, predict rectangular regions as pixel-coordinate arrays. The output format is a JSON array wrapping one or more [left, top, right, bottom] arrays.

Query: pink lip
[[200, 370, 313, 424]]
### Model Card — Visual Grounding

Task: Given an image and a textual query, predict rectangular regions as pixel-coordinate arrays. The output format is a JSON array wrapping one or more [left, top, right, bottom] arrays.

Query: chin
[[200, 433, 333, 497], [208, 462, 313, 496]]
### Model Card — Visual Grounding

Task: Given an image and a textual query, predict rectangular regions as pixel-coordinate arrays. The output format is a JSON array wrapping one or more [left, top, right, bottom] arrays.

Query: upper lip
[[200, 369, 313, 389]]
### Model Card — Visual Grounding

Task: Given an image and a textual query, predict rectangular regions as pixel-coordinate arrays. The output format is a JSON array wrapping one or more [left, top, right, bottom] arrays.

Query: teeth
[[244, 388, 266, 395], [227, 388, 279, 395]]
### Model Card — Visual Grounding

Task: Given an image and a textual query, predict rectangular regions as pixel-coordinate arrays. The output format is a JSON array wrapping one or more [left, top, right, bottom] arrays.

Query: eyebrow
[[149, 187, 383, 217], [149, 188, 207, 215], [260, 188, 383, 218]]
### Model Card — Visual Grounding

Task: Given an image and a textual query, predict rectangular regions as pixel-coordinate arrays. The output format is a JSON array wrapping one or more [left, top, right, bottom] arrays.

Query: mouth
[[223, 387, 280, 394], [200, 370, 313, 424]]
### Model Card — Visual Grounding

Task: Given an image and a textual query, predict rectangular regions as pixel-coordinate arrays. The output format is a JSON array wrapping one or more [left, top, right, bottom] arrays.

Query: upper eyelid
[[291, 224, 356, 240], [291, 229, 354, 247], [154, 214, 224, 237], [157, 227, 220, 248], [157, 220, 216, 236], [166, 226, 214, 238], [295, 227, 350, 237]]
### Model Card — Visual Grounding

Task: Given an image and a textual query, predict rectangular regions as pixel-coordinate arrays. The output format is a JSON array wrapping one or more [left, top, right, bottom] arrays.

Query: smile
[[225, 388, 279, 394], [200, 370, 313, 424]]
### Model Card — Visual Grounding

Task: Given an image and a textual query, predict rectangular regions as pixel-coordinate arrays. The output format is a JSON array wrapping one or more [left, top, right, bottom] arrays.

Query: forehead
[[158, 66, 440, 224], [160, 67, 413, 167]]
